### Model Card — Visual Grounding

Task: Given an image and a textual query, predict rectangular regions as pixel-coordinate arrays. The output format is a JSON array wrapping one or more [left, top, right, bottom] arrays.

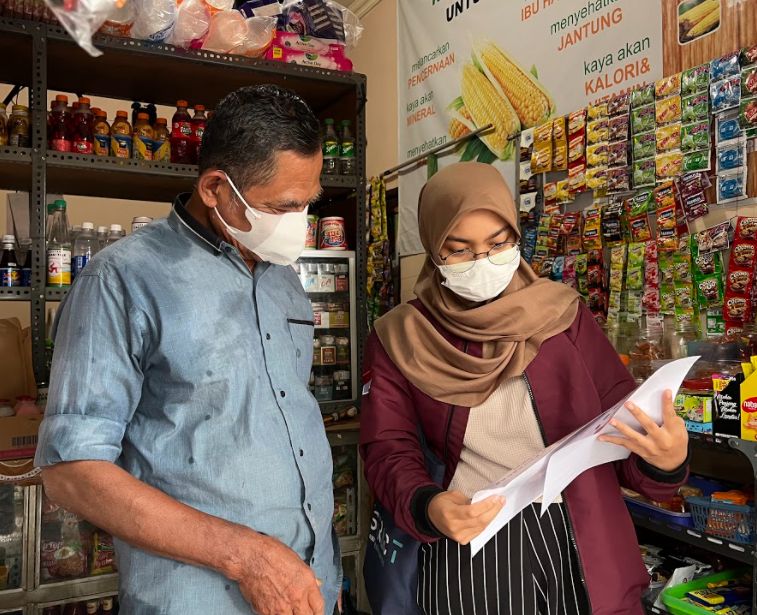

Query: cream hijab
[[375, 163, 580, 407]]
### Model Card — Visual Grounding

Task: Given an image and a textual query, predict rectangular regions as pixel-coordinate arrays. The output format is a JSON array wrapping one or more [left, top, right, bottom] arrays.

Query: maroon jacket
[[360, 301, 688, 615]]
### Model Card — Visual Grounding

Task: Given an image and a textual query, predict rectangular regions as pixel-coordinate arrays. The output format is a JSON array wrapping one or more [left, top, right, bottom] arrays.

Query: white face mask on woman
[[214, 172, 309, 266], [438, 246, 521, 302]]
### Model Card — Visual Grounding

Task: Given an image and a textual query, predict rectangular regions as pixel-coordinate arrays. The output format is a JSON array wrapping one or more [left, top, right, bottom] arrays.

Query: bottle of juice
[[72, 97, 94, 155], [152, 118, 170, 162], [322, 119, 339, 175], [93, 109, 110, 157], [110, 110, 132, 158], [47, 199, 71, 287], [339, 119, 355, 175], [48, 94, 71, 152], [133, 112, 154, 161], [190, 104, 207, 165], [170, 100, 193, 164]]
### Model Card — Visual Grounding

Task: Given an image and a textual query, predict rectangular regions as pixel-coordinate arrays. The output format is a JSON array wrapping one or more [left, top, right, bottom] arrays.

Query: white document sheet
[[469, 356, 699, 556]]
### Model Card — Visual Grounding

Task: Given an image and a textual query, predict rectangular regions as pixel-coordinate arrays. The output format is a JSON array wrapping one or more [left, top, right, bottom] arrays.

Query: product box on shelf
[[0, 415, 40, 461], [713, 372, 744, 438], [675, 392, 713, 422], [740, 356, 757, 440], [685, 420, 713, 434]]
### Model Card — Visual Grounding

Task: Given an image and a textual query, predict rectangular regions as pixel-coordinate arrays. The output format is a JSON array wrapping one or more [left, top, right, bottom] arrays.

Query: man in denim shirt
[[35, 85, 340, 615]]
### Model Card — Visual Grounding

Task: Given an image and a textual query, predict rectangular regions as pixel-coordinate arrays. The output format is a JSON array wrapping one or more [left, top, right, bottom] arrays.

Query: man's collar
[[171, 193, 223, 252]]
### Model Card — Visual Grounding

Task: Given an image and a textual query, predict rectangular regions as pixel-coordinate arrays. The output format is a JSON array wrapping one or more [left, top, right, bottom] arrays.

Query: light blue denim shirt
[[35, 195, 340, 614]]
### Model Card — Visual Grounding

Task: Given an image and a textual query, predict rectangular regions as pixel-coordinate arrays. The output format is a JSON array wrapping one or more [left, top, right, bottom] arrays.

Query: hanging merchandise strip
[[366, 177, 393, 330]]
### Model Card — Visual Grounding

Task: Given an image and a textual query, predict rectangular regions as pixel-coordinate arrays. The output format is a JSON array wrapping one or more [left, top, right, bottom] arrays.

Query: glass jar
[[740, 322, 757, 361], [311, 302, 327, 327], [336, 337, 350, 365], [335, 264, 349, 292], [314, 374, 333, 401], [333, 370, 351, 400], [300, 264, 318, 293], [629, 318, 665, 382], [8, 104, 30, 148], [312, 338, 322, 366], [320, 335, 336, 365], [317, 263, 336, 293], [0, 103, 8, 147], [668, 321, 700, 359]]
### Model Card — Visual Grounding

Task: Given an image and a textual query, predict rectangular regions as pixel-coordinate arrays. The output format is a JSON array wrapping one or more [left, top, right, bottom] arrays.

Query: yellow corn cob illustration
[[449, 106, 473, 140], [460, 63, 519, 159], [680, 0, 718, 27], [475, 42, 554, 128], [686, 5, 720, 37]]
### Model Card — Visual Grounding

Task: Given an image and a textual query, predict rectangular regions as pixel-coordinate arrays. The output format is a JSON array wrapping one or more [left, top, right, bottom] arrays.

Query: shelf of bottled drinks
[[0, 13, 370, 613]]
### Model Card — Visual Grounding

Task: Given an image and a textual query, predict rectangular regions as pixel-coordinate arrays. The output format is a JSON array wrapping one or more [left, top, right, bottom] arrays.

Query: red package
[[730, 241, 757, 270], [735, 217, 757, 241], [587, 264, 602, 286], [643, 287, 661, 312], [654, 182, 676, 210], [724, 294, 751, 322], [588, 249, 604, 266], [629, 213, 652, 242], [726, 268, 754, 296], [588, 287, 605, 311]]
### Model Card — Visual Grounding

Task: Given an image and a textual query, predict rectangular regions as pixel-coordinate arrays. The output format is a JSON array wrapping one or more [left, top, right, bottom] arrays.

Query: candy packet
[[656, 73, 682, 99], [633, 158, 655, 188], [631, 83, 655, 107], [587, 119, 610, 144], [710, 52, 740, 82], [742, 66, 757, 96], [716, 138, 746, 172], [587, 101, 609, 120], [739, 95, 757, 136], [682, 64, 710, 96], [718, 168, 747, 203], [655, 150, 684, 179], [680, 120, 710, 151], [587, 142, 609, 167], [656, 96, 683, 124], [633, 132, 656, 159], [711, 76, 741, 113], [608, 114, 630, 141], [655, 123, 681, 152], [681, 92, 710, 123], [631, 104, 656, 134], [607, 141, 628, 166], [607, 166, 631, 193], [716, 111, 742, 142], [682, 149, 710, 173]]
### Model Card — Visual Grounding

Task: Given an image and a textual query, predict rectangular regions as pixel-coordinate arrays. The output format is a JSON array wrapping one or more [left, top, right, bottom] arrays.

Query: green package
[[628, 191, 652, 216], [631, 83, 655, 108], [631, 104, 655, 134], [633, 157, 655, 188], [682, 64, 710, 96], [681, 121, 711, 152], [682, 149, 711, 172], [633, 132, 656, 159], [681, 92, 710, 123]]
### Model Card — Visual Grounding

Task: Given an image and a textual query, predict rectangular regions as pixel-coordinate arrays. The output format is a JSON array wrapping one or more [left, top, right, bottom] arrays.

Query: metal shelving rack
[[634, 433, 757, 613], [0, 15, 369, 612]]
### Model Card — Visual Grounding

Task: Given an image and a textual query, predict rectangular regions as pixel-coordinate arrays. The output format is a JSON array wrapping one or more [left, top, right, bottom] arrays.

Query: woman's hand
[[599, 390, 689, 472], [427, 491, 505, 545]]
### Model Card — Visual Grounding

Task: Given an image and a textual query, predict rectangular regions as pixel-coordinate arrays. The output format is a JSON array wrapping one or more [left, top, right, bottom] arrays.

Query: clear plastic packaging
[[130, 0, 177, 42], [44, 0, 115, 57], [202, 12, 275, 56], [170, 0, 211, 49], [278, 0, 363, 48]]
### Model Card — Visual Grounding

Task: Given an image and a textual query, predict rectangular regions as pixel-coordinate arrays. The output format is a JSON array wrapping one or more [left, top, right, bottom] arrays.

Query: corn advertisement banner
[[397, 0, 757, 256]]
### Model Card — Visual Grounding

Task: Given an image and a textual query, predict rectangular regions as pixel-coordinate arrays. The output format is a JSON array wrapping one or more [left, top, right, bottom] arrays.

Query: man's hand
[[232, 532, 325, 615], [427, 491, 505, 545]]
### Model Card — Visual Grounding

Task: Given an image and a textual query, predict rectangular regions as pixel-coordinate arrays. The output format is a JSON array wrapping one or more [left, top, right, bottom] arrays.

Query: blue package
[[551, 256, 565, 281], [711, 76, 741, 113], [711, 51, 740, 81], [718, 169, 747, 203], [717, 139, 746, 171], [717, 114, 742, 142]]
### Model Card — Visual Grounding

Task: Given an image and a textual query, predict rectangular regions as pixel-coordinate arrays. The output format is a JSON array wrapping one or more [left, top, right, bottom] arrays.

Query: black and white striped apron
[[418, 503, 591, 615]]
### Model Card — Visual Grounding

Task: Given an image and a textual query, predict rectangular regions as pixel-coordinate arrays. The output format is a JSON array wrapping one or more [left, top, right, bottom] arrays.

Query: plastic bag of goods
[[202, 11, 275, 57], [276, 0, 363, 48], [99, 0, 135, 38], [169, 0, 211, 49], [44, 0, 116, 57], [129, 0, 177, 42]]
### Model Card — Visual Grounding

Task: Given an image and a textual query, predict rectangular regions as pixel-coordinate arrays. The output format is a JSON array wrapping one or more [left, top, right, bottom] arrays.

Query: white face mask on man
[[214, 172, 309, 266], [438, 246, 521, 302]]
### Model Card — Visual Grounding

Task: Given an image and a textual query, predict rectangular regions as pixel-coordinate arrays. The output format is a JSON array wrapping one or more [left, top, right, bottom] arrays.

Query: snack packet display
[[718, 168, 747, 203], [642, 240, 660, 314], [656, 73, 682, 99], [710, 76, 741, 113], [711, 51, 741, 82], [631, 104, 655, 134], [656, 96, 682, 124], [608, 114, 630, 141], [742, 65, 757, 96], [655, 150, 684, 179], [531, 120, 554, 173], [681, 92, 710, 123], [631, 83, 655, 107], [682, 149, 710, 173], [716, 138, 746, 172], [625, 242, 645, 291], [601, 201, 624, 244], [586, 166, 608, 191], [587, 101, 609, 120], [582, 206, 602, 250], [655, 123, 681, 152], [607, 141, 628, 167], [587, 143, 608, 167], [587, 119, 610, 144], [552, 116, 568, 171], [739, 95, 757, 136], [696, 221, 731, 255], [633, 158, 655, 188], [607, 166, 631, 193], [682, 64, 710, 96], [633, 132, 656, 159], [680, 120, 710, 152], [716, 111, 742, 142]]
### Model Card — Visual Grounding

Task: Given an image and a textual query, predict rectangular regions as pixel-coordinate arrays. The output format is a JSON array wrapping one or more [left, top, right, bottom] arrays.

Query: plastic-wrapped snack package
[[680, 120, 710, 152], [582, 205, 602, 250], [202, 12, 276, 55], [607, 166, 630, 193], [682, 149, 710, 173], [740, 96, 757, 137], [44, 0, 115, 56], [587, 101, 608, 120], [625, 242, 645, 291], [633, 158, 655, 188], [718, 168, 747, 203], [681, 92, 709, 123], [682, 64, 710, 96], [602, 201, 624, 244], [716, 138, 746, 172], [631, 104, 656, 134], [735, 217, 757, 242], [710, 76, 741, 113], [656, 73, 682, 99], [716, 111, 742, 142], [631, 83, 655, 108], [633, 132, 656, 159], [585, 166, 608, 191], [170, 0, 211, 49], [655, 96, 682, 125], [711, 51, 740, 82], [655, 123, 681, 152], [608, 92, 630, 117], [608, 114, 629, 142], [743, 65, 757, 96], [607, 141, 628, 167], [586, 142, 609, 167], [655, 150, 683, 179]]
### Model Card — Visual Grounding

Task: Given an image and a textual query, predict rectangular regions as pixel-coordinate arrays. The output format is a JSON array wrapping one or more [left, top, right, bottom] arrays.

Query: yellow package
[[655, 151, 683, 179], [587, 101, 608, 120], [587, 119, 609, 144], [655, 123, 682, 152], [553, 144, 567, 171], [586, 143, 609, 167], [555, 179, 572, 203], [655, 96, 682, 125], [655, 72, 682, 99], [552, 116, 567, 141], [531, 144, 552, 173], [585, 166, 608, 190], [741, 356, 757, 441]]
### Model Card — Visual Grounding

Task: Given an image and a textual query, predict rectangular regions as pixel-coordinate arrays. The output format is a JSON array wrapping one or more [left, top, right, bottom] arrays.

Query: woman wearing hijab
[[360, 163, 689, 615]]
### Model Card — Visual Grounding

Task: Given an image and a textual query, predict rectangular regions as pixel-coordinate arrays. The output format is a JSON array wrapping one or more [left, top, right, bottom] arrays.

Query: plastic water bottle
[[105, 224, 123, 247], [46, 199, 71, 287], [72, 222, 98, 279], [97, 225, 108, 249]]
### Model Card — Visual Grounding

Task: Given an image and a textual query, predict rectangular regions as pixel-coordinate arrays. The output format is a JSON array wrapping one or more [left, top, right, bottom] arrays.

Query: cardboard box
[[741, 358, 757, 441], [714, 373, 744, 438], [675, 393, 713, 423], [0, 415, 41, 461], [685, 420, 713, 434]]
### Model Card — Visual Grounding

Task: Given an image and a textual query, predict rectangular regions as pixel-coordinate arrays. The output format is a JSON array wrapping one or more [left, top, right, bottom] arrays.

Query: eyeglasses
[[439, 241, 519, 273]]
